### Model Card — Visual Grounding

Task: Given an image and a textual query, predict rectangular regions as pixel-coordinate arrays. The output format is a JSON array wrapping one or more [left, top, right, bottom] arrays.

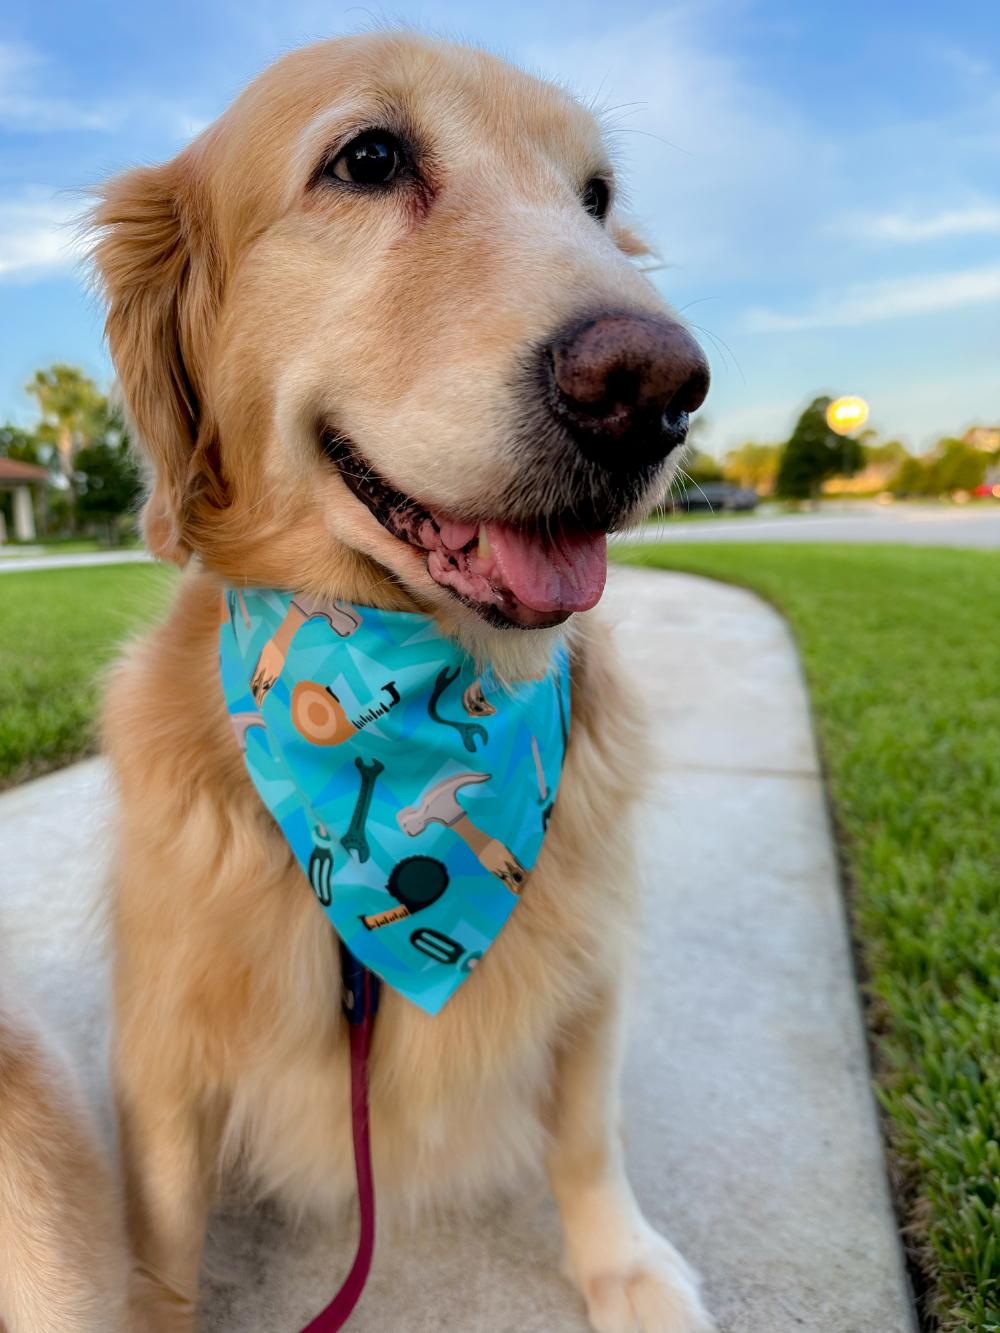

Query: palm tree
[[25, 370, 109, 530], [26, 365, 109, 527]]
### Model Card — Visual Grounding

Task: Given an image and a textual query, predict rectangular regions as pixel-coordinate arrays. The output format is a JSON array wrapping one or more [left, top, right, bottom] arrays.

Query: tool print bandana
[[219, 589, 571, 1014]]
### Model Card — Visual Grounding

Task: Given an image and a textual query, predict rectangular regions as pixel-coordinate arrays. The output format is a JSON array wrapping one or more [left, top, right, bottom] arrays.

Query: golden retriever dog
[[90, 30, 712, 1333]]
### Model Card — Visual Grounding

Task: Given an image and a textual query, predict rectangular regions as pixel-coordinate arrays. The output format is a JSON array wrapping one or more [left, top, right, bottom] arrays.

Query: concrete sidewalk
[[0, 566, 915, 1332], [0, 548, 152, 572]]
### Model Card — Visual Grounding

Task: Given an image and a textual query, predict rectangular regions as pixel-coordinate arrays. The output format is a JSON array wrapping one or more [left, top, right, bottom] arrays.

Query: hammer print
[[250, 594, 363, 705], [340, 756, 385, 863], [428, 666, 489, 753], [462, 679, 496, 717], [230, 711, 266, 752], [397, 771, 527, 893]]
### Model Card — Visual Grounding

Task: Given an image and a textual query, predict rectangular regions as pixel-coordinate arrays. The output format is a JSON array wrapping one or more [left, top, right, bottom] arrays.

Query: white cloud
[[520, 5, 829, 283], [0, 40, 207, 142], [745, 264, 1000, 333], [934, 43, 995, 86], [176, 114, 212, 140], [0, 42, 120, 132], [517, 4, 1000, 309], [0, 188, 85, 280], [848, 205, 1000, 242]]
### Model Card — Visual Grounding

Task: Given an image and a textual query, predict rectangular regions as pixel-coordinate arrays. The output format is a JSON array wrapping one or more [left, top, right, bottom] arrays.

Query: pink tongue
[[436, 519, 478, 550], [485, 522, 607, 613]]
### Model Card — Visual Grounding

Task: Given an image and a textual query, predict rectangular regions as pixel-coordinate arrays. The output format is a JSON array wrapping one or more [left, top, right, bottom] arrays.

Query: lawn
[[613, 542, 1000, 1333], [0, 563, 177, 787], [0, 535, 142, 556]]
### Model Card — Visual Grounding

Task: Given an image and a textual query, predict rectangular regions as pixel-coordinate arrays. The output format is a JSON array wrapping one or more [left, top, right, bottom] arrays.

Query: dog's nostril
[[604, 366, 641, 411], [545, 312, 710, 465], [672, 362, 711, 418]]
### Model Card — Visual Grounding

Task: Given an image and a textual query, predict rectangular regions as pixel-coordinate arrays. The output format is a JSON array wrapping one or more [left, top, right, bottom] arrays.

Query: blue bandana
[[219, 589, 570, 1014]]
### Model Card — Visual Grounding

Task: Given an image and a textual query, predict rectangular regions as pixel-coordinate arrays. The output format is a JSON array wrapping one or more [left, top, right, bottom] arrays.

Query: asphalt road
[[627, 501, 1000, 548]]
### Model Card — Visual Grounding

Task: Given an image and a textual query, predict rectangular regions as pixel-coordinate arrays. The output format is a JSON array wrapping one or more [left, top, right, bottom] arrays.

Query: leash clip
[[340, 941, 380, 1025]]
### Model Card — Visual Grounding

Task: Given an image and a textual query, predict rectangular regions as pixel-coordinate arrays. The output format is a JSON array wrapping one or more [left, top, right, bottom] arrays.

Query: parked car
[[667, 482, 760, 513]]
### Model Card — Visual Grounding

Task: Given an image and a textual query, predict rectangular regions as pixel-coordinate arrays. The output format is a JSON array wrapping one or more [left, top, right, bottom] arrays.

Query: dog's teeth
[[477, 524, 492, 559]]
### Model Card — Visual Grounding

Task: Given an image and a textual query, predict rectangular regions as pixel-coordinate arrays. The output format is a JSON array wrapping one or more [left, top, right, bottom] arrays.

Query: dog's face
[[93, 33, 708, 670]]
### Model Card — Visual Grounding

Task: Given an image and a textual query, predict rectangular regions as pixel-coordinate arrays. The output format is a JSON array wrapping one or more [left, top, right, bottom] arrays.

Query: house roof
[[0, 457, 49, 484]]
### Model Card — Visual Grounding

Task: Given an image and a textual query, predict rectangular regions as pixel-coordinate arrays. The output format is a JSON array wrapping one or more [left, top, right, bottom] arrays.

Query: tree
[[927, 438, 988, 494], [889, 439, 989, 497], [862, 438, 909, 469], [74, 431, 142, 545], [26, 366, 108, 520], [775, 396, 863, 500], [0, 423, 43, 466], [723, 442, 781, 494], [890, 455, 927, 496], [681, 449, 725, 487]]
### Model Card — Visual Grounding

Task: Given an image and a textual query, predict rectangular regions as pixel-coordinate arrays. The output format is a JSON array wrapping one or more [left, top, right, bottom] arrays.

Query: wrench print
[[340, 756, 385, 863]]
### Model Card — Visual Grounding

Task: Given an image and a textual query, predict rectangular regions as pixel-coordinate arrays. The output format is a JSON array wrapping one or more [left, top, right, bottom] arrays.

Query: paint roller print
[[397, 772, 527, 893]]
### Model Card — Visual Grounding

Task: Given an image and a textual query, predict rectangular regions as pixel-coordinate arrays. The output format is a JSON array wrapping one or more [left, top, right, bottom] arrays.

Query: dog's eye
[[581, 177, 611, 222], [326, 131, 405, 186]]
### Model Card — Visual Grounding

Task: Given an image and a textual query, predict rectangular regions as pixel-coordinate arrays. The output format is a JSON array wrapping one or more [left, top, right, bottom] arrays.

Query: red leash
[[301, 951, 380, 1332]]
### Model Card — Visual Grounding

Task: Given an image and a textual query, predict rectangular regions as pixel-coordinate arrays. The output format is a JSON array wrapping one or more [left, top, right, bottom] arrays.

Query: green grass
[[613, 542, 1000, 1332], [0, 564, 177, 787], [0, 535, 143, 556]]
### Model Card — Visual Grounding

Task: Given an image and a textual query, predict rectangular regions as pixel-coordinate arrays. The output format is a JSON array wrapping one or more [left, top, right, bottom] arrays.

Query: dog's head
[[91, 32, 708, 672]]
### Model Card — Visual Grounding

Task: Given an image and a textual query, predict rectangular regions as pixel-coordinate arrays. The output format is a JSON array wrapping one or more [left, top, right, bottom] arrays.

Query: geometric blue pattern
[[219, 589, 571, 1013]]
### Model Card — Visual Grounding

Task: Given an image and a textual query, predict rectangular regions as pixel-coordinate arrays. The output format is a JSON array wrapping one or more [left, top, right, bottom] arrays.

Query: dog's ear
[[90, 155, 223, 564]]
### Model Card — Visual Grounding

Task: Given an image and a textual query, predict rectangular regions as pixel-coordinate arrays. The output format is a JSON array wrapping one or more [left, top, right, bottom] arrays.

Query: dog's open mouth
[[323, 433, 607, 629]]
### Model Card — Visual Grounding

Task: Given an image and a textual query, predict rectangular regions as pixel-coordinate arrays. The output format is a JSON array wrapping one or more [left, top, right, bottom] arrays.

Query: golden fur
[[83, 31, 714, 1333], [0, 992, 136, 1333]]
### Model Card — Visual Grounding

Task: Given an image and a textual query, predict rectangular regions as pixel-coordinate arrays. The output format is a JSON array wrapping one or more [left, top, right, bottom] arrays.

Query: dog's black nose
[[544, 312, 710, 467]]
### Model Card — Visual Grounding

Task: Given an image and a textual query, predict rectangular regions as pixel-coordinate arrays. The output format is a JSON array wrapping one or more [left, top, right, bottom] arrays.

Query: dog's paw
[[573, 1233, 715, 1333]]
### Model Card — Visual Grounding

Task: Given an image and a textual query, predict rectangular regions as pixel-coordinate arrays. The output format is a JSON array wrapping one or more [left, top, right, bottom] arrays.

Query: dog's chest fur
[[105, 571, 643, 1218]]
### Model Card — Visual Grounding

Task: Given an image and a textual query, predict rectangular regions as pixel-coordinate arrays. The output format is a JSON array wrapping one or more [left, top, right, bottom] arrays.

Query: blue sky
[[1, 0, 997, 454]]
